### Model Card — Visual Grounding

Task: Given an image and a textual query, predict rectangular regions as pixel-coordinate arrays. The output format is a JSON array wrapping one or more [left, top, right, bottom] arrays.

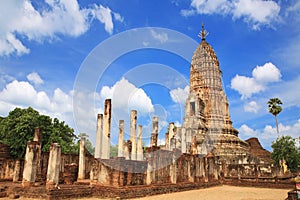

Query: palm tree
[[267, 98, 283, 138]]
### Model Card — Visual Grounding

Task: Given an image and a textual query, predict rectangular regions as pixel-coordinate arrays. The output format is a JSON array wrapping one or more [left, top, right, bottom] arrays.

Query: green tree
[[0, 107, 78, 158], [110, 144, 118, 158], [267, 98, 282, 138], [271, 136, 300, 172]]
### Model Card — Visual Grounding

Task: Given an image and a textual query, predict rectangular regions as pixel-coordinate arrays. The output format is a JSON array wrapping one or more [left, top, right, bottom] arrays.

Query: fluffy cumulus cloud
[[189, 0, 232, 15], [244, 100, 260, 113], [0, 0, 123, 56], [169, 86, 189, 105], [231, 75, 265, 99], [0, 77, 73, 122], [100, 77, 154, 116], [238, 124, 260, 137], [181, 0, 281, 29], [231, 62, 281, 99], [252, 62, 281, 83], [27, 72, 44, 85], [238, 119, 300, 149]]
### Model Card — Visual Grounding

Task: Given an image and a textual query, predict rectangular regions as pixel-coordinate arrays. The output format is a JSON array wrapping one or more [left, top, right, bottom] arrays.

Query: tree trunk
[[275, 115, 279, 138]]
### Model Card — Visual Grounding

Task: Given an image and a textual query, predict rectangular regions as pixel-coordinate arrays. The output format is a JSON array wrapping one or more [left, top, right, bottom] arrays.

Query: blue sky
[[0, 0, 299, 151]]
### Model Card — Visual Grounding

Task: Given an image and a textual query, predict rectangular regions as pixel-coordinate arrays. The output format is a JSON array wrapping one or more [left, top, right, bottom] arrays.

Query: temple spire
[[198, 23, 209, 41]]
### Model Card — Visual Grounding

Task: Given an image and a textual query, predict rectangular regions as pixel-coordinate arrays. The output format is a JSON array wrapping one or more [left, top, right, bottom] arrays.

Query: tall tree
[[271, 136, 300, 173], [267, 98, 282, 138], [0, 107, 78, 158]]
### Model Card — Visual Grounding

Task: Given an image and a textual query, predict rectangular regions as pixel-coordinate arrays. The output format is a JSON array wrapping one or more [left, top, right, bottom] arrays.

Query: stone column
[[118, 120, 124, 157], [90, 160, 99, 185], [124, 142, 130, 160], [4, 160, 11, 179], [33, 127, 42, 179], [101, 99, 111, 159], [200, 157, 205, 182], [168, 122, 175, 150], [137, 125, 143, 161], [170, 152, 177, 183], [130, 110, 137, 160], [188, 156, 194, 182], [22, 141, 40, 187], [181, 128, 186, 153], [150, 116, 158, 147], [78, 137, 86, 180], [46, 143, 61, 189], [165, 133, 169, 150], [146, 162, 152, 185], [33, 127, 42, 143], [95, 114, 103, 159], [13, 159, 21, 182]]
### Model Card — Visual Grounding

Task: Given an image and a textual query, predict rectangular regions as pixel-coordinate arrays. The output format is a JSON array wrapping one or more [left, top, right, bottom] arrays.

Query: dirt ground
[[14, 185, 290, 200], [131, 185, 290, 200], [83, 185, 289, 200]]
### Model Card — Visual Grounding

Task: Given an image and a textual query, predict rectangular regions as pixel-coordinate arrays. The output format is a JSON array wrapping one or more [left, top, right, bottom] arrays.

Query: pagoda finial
[[198, 22, 209, 41]]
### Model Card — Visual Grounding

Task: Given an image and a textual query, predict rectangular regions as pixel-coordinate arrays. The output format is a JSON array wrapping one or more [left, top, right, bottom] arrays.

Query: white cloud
[[238, 124, 260, 137], [231, 75, 264, 99], [92, 5, 114, 35], [238, 119, 300, 149], [182, 0, 280, 29], [27, 72, 44, 85], [244, 101, 260, 113], [150, 30, 169, 43], [170, 86, 189, 104], [231, 62, 281, 99], [233, 0, 280, 29], [285, 1, 300, 17], [252, 62, 281, 83], [0, 0, 123, 56], [180, 9, 196, 17], [113, 12, 124, 23], [0, 80, 38, 106], [190, 0, 231, 15], [0, 79, 73, 123], [100, 77, 154, 116]]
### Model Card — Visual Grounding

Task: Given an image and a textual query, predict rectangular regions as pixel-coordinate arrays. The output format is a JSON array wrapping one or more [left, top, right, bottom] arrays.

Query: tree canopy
[[271, 135, 300, 173], [267, 98, 282, 137], [0, 107, 78, 158]]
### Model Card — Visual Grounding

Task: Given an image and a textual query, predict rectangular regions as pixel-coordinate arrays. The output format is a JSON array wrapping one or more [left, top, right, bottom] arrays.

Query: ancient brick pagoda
[[168, 24, 249, 161]]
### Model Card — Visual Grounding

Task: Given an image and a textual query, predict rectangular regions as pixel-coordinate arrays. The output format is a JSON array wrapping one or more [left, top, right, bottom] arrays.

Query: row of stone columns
[[117, 110, 144, 161], [21, 138, 61, 189], [93, 101, 161, 161]]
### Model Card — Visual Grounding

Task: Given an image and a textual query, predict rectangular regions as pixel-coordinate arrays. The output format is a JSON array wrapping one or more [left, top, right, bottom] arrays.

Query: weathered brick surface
[[92, 181, 220, 199], [223, 176, 294, 189]]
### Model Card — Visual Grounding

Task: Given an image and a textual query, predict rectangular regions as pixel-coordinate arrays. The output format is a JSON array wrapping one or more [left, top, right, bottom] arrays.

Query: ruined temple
[[1, 25, 292, 200], [246, 137, 271, 163], [175, 24, 249, 160]]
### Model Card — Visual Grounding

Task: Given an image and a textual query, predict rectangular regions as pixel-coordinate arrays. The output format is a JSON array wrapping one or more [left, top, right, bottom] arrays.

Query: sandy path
[[132, 185, 290, 200], [15, 185, 290, 200]]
